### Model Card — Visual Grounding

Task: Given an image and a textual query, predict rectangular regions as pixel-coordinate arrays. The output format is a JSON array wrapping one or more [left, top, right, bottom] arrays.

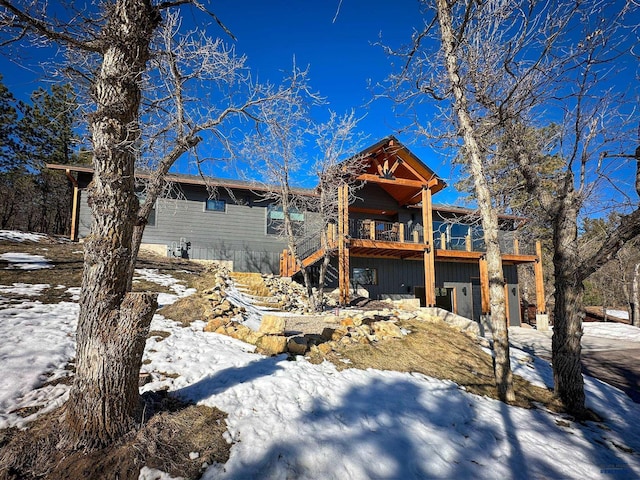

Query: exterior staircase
[[229, 272, 283, 311]]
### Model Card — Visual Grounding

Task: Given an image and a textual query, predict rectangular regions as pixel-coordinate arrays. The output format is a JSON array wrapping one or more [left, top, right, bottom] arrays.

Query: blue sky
[[1, 1, 464, 204], [2, 0, 638, 210]]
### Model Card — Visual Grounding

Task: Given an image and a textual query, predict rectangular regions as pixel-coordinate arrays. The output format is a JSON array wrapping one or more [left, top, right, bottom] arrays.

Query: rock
[[259, 315, 286, 335], [321, 327, 336, 340], [317, 342, 333, 355], [287, 336, 309, 355], [214, 325, 227, 335], [204, 317, 227, 333], [354, 325, 372, 337], [304, 334, 324, 346], [331, 327, 348, 341], [255, 335, 287, 355], [323, 314, 339, 324], [372, 321, 403, 339], [340, 317, 354, 327]]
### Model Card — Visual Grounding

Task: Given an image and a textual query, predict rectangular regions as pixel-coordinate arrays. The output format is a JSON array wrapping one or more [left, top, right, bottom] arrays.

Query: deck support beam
[[338, 183, 350, 305], [422, 187, 436, 306], [65, 169, 79, 242], [479, 256, 490, 314], [534, 241, 546, 314]]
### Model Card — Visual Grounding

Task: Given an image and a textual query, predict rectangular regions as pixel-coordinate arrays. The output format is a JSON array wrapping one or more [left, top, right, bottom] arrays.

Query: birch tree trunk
[[435, 0, 514, 402], [61, 0, 160, 450]]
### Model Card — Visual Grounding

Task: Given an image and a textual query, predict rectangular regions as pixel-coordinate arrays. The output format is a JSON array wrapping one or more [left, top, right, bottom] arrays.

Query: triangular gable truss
[[354, 136, 445, 206]]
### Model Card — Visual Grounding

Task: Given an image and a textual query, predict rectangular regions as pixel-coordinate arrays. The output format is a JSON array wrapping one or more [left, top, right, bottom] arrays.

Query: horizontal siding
[[350, 256, 424, 300], [77, 184, 293, 273], [352, 183, 399, 212]]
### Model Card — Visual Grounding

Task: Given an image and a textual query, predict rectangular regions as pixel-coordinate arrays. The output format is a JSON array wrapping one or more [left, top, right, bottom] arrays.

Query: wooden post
[[399, 223, 405, 243], [342, 184, 350, 303], [504, 283, 510, 324], [534, 241, 546, 314], [422, 187, 436, 307], [413, 230, 419, 243], [338, 184, 350, 305], [513, 238, 520, 255], [280, 252, 284, 277], [370, 220, 376, 240], [338, 185, 345, 304], [65, 169, 79, 242], [441, 232, 447, 250], [465, 235, 472, 252], [479, 256, 490, 314]]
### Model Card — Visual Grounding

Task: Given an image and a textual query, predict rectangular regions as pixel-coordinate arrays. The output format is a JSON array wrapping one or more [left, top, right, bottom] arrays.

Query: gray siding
[[349, 257, 424, 300], [78, 184, 293, 273], [435, 262, 478, 321], [352, 184, 399, 213]]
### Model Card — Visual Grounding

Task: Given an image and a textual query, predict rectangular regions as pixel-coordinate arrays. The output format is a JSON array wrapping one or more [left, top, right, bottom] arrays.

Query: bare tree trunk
[[551, 196, 586, 416], [315, 250, 331, 311], [301, 266, 317, 311], [61, 0, 160, 450], [435, 0, 514, 402], [633, 263, 640, 327]]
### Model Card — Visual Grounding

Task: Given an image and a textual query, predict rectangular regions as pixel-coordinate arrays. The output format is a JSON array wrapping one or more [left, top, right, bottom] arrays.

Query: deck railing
[[345, 218, 534, 255]]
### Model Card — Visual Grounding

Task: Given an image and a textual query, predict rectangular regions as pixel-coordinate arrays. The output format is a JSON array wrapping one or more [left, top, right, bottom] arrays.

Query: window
[[267, 204, 304, 236], [352, 267, 378, 285], [147, 207, 156, 227], [205, 198, 226, 212], [135, 191, 156, 227]]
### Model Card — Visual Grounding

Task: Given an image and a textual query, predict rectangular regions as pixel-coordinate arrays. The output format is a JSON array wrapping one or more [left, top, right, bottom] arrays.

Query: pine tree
[[0, 74, 18, 169]]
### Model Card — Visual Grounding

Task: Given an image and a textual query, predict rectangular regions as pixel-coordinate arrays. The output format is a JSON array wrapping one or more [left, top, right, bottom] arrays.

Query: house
[[49, 136, 546, 326]]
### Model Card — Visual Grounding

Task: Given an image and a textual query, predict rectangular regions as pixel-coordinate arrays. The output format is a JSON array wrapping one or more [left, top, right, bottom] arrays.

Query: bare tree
[[385, 0, 516, 402], [391, 0, 639, 415], [434, 0, 515, 402], [0, 0, 312, 456], [309, 111, 367, 309], [242, 100, 368, 311], [386, 0, 639, 413], [239, 72, 320, 308]]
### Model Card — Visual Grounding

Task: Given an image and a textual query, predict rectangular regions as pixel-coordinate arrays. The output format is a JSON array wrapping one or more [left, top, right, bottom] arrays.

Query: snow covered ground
[[1, 232, 640, 479]]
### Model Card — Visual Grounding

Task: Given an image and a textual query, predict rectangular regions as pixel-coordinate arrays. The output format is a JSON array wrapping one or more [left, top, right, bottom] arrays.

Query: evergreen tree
[[0, 83, 79, 233], [0, 74, 18, 169]]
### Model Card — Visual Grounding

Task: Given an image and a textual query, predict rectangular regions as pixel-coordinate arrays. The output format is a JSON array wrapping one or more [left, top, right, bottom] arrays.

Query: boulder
[[317, 342, 334, 355], [255, 335, 287, 356], [259, 314, 286, 335], [321, 327, 336, 340], [340, 317, 354, 327], [204, 317, 227, 333], [331, 327, 349, 341], [322, 314, 340, 324], [287, 336, 309, 355], [372, 321, 403, 339]]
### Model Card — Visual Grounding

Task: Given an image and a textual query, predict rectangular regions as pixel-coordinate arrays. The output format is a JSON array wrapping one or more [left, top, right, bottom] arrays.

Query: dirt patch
[[0, 393, 230, 480], [309, 317, 563, 412]]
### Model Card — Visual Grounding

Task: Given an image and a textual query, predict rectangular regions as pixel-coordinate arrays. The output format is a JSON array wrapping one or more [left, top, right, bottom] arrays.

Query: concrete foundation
[[536, 314, 550, 331]]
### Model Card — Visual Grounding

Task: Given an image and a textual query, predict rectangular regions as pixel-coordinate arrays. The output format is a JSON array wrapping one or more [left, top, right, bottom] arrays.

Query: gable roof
[[47, 136, 445, 205], [46, 163, 317, 197], [353, 136, 446, 206]]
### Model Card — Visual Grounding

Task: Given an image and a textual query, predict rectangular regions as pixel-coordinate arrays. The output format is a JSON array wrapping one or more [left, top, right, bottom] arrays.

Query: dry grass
[[156, 269, 224, 326], [313, 317, 563, 412], [0, 238, 84, 303], [0, 393, 230, 480], [0, 237, 204, 304]]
